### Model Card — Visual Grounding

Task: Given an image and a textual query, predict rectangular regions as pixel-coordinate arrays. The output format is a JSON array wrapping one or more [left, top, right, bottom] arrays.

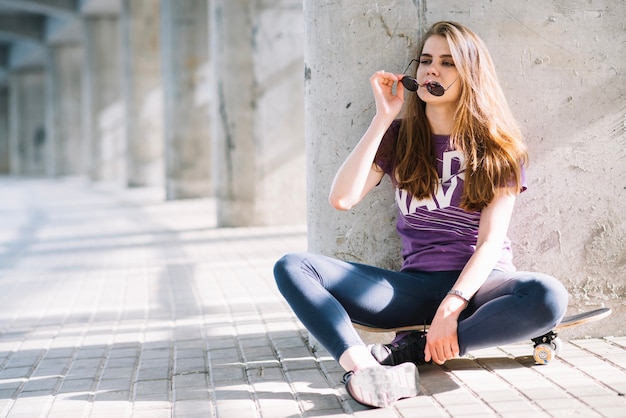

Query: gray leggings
[[274, 252, 569, 361]]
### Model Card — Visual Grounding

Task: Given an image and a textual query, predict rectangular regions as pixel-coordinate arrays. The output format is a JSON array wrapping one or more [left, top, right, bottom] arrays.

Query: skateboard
[[531, 307, 612, 365], [352, 307, 612, 365]]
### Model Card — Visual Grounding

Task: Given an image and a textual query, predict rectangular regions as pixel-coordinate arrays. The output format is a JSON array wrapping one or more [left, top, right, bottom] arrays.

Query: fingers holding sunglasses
[[369, 71, 405, 119], [370, 70, 400, 90]]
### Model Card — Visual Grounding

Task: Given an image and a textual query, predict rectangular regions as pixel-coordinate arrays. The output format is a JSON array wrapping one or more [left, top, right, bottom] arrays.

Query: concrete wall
[[305, 0, 625, 338]]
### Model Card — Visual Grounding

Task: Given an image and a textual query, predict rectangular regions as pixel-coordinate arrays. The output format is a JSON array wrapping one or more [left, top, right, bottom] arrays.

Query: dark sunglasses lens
[[401, 77, 419, 92], [426, 82, 445, 97]]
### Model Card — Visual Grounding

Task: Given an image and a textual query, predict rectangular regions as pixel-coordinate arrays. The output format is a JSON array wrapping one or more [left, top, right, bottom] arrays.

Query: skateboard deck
[[352, 307, 612, 365], [353, 323, 429, 333], [553, 307, 612, 330]]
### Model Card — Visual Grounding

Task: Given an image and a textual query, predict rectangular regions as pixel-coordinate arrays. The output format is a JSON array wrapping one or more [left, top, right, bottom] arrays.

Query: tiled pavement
[[0, 176, 625, 418]]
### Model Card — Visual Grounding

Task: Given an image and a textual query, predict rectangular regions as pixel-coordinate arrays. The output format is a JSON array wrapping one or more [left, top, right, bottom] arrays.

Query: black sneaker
[[342, 363, 419, 408], [370, 331, 427, 366]]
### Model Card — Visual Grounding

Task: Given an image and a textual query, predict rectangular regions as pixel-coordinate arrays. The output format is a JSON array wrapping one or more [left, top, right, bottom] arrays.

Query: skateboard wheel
[[534, 343, 555, 365]]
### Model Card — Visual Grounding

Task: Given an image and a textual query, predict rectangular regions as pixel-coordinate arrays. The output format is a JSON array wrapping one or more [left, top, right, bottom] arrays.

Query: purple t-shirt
[[375, 120, 524, 272]]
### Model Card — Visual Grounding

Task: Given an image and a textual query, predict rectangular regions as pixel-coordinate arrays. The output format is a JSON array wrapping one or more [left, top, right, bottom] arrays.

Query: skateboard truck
[[531, 331, 562, 365], [531, 307, 612, 365]]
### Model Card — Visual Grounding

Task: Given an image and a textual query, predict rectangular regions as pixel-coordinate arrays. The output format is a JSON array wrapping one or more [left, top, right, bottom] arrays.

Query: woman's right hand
[[369, 71, 405, 120], [328, 71, 402, 211]]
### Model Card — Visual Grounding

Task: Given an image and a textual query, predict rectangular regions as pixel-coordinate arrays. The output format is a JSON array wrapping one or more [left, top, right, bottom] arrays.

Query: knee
[[523, 273, 569, 325], [273, 252, 307, 291]]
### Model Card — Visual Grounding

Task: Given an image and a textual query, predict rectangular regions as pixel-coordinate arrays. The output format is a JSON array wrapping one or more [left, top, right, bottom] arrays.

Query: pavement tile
[[137, 365, 170, 381], [172, 399, 213, 417], [7, 392, 53, 417], [56, 377, 93, 394], [207, 348, 240, 364], [173, 385, 211, 402], [101, 365, 135, 380], [74, 347, 108, 360], [173, 372, 207, 389], [88, 401, 131, 417], [94, 389, 131, 401], [46, 402, 90, 418], [20, 377, 61, 393], [132, 409, 171, 418], [0, 367, 31, 380], [134, 379, 171, 396]]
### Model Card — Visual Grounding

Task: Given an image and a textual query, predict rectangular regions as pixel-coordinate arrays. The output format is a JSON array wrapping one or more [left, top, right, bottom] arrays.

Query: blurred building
[[0, 0, 306, 227]]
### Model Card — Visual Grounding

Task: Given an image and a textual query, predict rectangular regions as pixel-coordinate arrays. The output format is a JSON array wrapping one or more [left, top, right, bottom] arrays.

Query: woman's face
[[415, 35, 462, 105]]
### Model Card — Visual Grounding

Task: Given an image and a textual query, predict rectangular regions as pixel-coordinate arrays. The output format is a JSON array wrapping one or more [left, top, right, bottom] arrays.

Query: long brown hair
[[395, 21, 528, 212]]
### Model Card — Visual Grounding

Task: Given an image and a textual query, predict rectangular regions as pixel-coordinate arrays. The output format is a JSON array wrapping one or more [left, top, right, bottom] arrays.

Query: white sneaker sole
[[346, 363, 419, 408]]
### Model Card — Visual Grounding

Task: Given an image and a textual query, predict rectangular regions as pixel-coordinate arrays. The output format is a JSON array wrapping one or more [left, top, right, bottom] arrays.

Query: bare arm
[[425, 189, 518, 364], [329, 71, 405, 210]]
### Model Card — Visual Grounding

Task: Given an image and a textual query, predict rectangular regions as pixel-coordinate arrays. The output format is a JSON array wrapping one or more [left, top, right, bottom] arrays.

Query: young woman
[[274, 21, 568, 408]]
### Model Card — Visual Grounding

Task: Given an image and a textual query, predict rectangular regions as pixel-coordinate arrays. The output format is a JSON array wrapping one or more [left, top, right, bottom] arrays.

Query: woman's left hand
[[424, 191, 517, 365], [424, 296, 466, 364]]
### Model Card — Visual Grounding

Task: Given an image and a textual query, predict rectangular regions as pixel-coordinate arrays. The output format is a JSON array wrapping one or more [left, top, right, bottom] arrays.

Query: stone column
[[46, 43, 83, 177], [9, 69, 47, 176], [210, 0, 306, 226], [304, 0, 418, 267], [160, 0, 211, 199], [121, 0, 164, 188], [44, 48, 56, 178], [82, 16, 125, 183], [0, 86, 9, 174]]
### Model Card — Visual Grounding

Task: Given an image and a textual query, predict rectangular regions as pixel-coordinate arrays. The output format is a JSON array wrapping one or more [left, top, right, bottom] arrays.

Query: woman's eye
[[442, 61, 455, 67], [419, 59, 431, 65]]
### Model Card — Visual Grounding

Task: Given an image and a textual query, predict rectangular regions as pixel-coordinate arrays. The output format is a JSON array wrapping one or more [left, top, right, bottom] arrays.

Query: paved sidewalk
[[0, 177, 625, 418]]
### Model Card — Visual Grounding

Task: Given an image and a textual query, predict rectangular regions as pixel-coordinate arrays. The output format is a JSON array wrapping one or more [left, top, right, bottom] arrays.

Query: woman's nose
[[426, 65, 439, 76]]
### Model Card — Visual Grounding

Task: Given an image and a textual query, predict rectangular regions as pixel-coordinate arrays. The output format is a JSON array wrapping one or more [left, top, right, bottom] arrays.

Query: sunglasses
[[400, 59, 457, 97]]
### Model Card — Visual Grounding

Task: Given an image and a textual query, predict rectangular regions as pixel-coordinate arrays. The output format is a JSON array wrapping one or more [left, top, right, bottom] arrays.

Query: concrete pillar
[[0, 87, 8, 174], [160, 0, 211, 199], [210, 0, 306, 226], [304, 1, 416, 268], [9, 69, 47, 176], [44, 48, 56, 178], [304, 0, 625, 337], [121, 0, 164, 188], [82, 16, 125, 183], [46, 43, 83, 177]]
